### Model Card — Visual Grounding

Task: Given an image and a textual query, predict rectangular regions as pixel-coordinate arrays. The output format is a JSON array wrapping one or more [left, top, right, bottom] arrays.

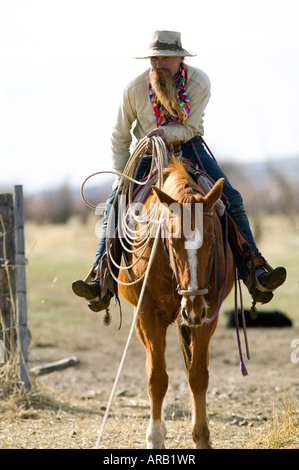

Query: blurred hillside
[[219, 156, 299, 215], [2, 156, 299, 224]]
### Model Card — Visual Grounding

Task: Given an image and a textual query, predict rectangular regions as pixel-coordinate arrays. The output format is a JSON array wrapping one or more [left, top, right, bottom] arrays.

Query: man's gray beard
[[150, 68, 183, 121]]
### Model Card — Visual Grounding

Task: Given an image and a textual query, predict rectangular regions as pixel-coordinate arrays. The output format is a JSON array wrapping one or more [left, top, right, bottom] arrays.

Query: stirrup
[[88, 290, 113, 312], [243, 262, 274, 306], [244, 262, 272, 293]]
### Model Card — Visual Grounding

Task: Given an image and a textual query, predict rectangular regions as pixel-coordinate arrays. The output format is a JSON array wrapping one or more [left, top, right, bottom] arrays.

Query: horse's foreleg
[[135, 309, 168, 449], [188, 327, 213, 449]]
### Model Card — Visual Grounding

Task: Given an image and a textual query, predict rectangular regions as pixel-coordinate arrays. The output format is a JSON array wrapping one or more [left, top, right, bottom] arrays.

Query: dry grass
[[0, 365, 102, 449], [247, 393, 299, 449]]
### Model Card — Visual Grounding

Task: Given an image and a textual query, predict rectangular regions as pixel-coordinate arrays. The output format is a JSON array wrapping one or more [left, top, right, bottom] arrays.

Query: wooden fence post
[[0, 186, 30, 389], [13, 185, 30, 390]]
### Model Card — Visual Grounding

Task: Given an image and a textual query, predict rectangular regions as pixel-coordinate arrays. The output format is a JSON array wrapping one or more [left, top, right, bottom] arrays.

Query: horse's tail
[[176, 320, 192, 371]]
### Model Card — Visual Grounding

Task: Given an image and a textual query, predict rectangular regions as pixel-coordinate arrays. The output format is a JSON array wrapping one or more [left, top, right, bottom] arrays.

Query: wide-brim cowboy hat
[[135, 30, 196, 59]]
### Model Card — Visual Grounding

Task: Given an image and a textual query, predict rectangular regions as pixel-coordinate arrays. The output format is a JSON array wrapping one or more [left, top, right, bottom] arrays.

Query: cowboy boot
[[72, 278, 114, 312], [255, 266, 287, 291], [72, 251, 115, 312], [72, 278, 101, 299], [244, 264, 286, 304]]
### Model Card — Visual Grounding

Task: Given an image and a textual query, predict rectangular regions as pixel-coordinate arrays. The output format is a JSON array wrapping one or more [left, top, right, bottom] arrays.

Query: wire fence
[[0, 187, 31, 391]]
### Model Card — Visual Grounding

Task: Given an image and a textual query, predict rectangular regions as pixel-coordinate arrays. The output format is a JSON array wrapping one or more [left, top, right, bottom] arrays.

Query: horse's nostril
[[182, 308, 188, 322]]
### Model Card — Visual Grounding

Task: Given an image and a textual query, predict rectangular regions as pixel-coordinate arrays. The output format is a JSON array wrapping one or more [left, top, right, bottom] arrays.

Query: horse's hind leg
[[135, 305, 168, 449], [188, 325, 214, 449]]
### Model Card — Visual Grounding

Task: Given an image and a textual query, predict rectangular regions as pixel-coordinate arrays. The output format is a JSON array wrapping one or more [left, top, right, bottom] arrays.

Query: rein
[[205, 209, 229, 323], [191, 138, 249, 374]]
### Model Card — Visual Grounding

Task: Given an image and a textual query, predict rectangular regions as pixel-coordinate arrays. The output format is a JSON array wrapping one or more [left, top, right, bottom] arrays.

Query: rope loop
[[81, 136, 171, 286]]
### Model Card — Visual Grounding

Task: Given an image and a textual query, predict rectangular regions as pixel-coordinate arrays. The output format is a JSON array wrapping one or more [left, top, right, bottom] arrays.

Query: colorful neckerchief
[[149, 64, 190, 126]]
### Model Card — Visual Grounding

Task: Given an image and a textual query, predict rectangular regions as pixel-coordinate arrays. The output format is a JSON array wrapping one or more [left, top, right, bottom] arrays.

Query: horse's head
[[153, 177, 224, 327]]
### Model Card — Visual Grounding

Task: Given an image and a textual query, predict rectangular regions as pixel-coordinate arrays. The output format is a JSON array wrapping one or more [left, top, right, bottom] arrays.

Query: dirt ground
[[1, 216, 299, 450], [2, 299, 298, 450]]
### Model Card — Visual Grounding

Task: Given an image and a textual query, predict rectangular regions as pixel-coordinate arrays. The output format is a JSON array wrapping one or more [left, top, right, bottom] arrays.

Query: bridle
[[163, 207, 216, 298], [161, 186, 229, 325]]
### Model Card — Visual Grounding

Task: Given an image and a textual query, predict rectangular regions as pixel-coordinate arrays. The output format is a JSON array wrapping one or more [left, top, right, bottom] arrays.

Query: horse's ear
[[152, 186, 178, 211], [202, 178, 224, 212]]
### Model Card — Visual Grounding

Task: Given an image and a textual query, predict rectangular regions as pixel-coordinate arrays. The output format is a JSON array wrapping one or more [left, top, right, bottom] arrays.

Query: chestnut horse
[[118, 159, 234, 449]]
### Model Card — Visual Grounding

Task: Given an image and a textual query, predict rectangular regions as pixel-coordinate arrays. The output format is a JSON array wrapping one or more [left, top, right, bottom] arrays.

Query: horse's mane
[[163, 158, 203, 203]]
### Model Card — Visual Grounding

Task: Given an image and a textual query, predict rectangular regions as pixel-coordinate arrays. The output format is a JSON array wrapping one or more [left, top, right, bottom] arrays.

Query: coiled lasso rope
[[81, 135, 172, 287], [88, 136, 171, 448]]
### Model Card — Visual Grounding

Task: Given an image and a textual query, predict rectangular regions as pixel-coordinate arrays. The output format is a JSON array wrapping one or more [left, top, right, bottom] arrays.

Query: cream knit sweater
[[110, 64, 211, 178]]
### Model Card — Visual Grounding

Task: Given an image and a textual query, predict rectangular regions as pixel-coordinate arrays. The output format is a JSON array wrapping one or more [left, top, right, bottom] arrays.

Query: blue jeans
[[95, 139, 257, 277]]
